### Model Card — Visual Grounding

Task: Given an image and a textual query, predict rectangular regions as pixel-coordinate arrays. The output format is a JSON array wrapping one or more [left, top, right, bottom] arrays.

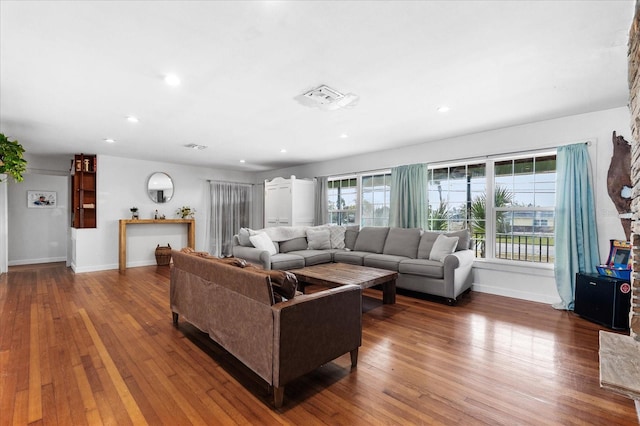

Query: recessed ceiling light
[[437, 106, 450, 113], [340, 133, 349, 138], [103, 138, 115, 143], [239, 159, 246, 163], [164, 74, 181, 86], [280, 148, 287, 153], [126, 116, 139, 123]]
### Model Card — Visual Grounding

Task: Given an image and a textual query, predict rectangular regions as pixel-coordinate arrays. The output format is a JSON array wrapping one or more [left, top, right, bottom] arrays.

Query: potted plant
[[0, 133, 27, 182], [177, 206, 196, 219]]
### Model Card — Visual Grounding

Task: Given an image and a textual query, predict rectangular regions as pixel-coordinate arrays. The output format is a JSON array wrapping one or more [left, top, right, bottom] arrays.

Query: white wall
[[71, 155, 255, 272], [7, 173, 69, 265], [0, 176, 7, 273], [256, 107, 633, 304]]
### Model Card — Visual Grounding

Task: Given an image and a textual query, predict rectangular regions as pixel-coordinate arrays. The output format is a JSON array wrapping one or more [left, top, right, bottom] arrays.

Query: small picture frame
[[28, 190, 57, 208]]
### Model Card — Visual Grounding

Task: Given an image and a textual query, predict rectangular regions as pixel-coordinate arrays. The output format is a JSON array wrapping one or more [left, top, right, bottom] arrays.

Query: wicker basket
[[155, 244, 172, 266]]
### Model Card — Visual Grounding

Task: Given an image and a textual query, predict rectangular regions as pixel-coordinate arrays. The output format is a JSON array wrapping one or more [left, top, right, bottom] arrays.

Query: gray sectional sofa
[[232, 226, 475, 304]]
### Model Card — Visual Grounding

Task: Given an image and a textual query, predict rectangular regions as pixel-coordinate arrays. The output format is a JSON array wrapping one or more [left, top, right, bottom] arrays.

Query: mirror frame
[[146, 172, 174, 204]]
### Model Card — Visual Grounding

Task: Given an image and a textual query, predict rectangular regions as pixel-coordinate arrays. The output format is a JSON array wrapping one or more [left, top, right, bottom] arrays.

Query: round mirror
[[147, 172, 174, 203]]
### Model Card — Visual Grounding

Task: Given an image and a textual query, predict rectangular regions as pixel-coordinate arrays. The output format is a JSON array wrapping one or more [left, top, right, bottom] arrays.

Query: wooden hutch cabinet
[[71, 153, 97, 228]]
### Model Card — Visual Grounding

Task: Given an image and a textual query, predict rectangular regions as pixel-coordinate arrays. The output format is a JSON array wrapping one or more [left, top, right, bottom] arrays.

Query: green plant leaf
[[0, 133, 27, 182]]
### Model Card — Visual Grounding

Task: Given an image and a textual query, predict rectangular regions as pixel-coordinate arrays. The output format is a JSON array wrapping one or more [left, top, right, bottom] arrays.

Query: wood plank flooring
[[1, 262, 637, 425]]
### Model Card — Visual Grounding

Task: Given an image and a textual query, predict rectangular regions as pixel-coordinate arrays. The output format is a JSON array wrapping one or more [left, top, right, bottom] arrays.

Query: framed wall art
[[28, 190, 56, 208]]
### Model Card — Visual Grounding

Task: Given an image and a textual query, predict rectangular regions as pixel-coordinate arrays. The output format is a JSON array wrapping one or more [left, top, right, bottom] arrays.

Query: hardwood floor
[[1, 263, 637, 425]]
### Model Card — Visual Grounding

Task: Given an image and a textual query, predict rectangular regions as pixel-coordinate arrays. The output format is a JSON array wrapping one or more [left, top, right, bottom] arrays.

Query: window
[[327, 151, 556, 265], [492, 154, 556, 263], [427, 152, 556, 264], [327, 177, 357, 225], [427, 163, 486, 232], [361, 173, 391, 227], [327, 171, 391, 227]]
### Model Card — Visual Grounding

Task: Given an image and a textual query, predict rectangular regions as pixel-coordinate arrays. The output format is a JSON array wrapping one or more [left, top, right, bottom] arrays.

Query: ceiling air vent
[[184, 143, 207, 150], [295, 84, 359, 111]]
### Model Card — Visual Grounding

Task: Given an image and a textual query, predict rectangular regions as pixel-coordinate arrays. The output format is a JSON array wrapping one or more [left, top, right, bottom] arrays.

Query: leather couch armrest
[[271, 284, 362, 387]]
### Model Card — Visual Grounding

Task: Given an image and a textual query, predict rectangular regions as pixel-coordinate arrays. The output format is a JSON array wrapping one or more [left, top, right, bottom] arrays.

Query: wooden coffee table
[[288, 263, 397, 304]]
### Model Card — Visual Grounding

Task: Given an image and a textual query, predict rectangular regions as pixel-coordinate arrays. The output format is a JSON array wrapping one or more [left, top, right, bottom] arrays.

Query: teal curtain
[[553, 143, 599, 310], [389, 163, 427, 228]]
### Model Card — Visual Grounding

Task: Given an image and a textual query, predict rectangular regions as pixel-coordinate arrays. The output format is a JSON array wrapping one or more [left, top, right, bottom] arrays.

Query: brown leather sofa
[[170, 250, 362, 408]]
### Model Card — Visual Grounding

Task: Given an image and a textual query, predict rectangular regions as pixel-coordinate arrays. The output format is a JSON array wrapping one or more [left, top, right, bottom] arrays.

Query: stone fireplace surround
[[630, 1, 639, 342], [598, 1, 640, 419]]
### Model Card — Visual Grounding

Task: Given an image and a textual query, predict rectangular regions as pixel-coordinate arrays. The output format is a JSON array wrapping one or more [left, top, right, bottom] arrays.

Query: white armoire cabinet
[[264, 176, 315, 227]]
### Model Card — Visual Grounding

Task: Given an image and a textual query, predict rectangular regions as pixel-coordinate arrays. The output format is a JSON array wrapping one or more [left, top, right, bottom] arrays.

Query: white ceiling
[[0, 1, 635, 172]]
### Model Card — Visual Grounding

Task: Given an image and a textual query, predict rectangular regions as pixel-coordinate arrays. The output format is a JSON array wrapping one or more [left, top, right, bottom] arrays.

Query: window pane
[[427, 163, 485, 233], [494, 209, 555, 263], [359, 172, 391, 227]]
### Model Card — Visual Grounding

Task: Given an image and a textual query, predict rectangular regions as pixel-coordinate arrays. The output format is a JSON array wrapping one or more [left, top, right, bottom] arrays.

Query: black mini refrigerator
[[574, 272, 631, 330]]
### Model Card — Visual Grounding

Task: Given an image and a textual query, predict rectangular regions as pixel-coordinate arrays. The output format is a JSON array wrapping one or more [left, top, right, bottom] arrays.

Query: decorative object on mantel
[[130, 207, 139, 219], [606, 131, 632, 240], [155, 244, 172, 266], [177, 205, 196, 219], [0, 133, 27, 182]]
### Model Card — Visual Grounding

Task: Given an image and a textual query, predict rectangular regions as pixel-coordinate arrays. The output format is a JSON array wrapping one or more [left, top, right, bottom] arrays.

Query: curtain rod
[[206, 179, 254, 186]]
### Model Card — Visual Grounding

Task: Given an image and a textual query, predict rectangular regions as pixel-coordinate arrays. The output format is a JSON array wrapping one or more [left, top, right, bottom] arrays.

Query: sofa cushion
[[307, 227, 331, 250], [383, 228, 421, 258], [429, 234, 459, 262], [344, 226, 360, 250], [446, 229, 471, 251], [238, 227, 253, 246], [270, 253, 305, 270], [333, 250, 369, 266], [417, 232, 439, 259], [288, 250, 333, 266], [364, 254, 409, 271], [328, 225, 346, 249], [250, 232, 277, 255], [354, 227, 389, 254], [398, 259, 444, 279], [279, 237, 308, 253]]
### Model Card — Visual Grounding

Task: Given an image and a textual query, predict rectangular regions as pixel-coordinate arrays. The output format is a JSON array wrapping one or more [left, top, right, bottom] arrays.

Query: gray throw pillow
[[354, 227, 389, 254], [429, 234, 459, 262], [344, 225, 360, 250], [446, 229, 471, 251], [307, 228, 331, 250], [417, 232, 439, 259], [279, 237, 308, 253], [238, 227, 253, 246]]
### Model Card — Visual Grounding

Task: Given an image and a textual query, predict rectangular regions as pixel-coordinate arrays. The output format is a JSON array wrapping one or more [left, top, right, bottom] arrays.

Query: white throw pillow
[[328, 225, 346, 249], [429, 234, 459, 262], [249, 232, 277, 255], [307, 228, 331, 250]]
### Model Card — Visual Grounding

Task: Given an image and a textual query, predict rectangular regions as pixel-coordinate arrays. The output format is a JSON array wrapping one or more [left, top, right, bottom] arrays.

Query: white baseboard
[[472, 283, 562, 305], [8, 256, 67, 266], [70, 260, 159, 273]]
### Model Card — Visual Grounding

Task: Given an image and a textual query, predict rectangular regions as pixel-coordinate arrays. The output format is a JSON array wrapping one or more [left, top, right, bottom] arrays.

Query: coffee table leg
[[382, 278, 396, 304]]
